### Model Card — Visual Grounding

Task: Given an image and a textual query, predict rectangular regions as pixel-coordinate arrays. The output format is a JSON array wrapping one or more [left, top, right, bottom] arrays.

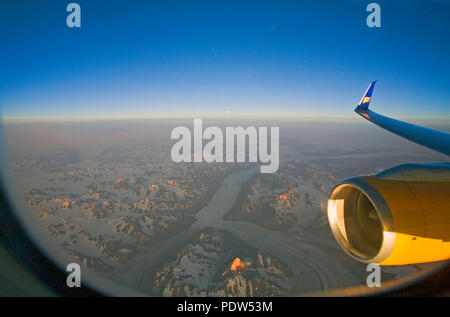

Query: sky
[[1, 0, 450, 120]]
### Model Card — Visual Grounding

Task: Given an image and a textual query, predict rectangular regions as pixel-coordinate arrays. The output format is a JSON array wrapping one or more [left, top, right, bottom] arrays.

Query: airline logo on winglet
[[358, 80, 377, 107]]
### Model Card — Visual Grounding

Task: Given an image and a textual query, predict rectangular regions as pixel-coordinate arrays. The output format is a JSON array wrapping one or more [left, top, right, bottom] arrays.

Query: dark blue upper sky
[[1, 0, 449, 119]]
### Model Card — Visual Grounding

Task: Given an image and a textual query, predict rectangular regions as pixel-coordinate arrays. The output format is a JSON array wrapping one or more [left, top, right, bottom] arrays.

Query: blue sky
[[1, 0, 449, 120]]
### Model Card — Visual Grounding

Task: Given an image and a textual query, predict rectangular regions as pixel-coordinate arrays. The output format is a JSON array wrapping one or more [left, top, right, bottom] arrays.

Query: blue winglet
[[358, 80, 377, 108]]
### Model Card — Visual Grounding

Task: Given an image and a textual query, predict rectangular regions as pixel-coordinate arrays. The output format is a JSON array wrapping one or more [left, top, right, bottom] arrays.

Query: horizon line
[[1, 113, 450, 124]]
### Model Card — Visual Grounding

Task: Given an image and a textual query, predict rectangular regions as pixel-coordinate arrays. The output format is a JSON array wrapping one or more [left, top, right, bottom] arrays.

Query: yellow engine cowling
[[327, 163, 450, 265]]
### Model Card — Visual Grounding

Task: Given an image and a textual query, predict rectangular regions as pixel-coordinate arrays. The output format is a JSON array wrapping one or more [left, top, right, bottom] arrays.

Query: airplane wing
[[354, 81, 450, 156]]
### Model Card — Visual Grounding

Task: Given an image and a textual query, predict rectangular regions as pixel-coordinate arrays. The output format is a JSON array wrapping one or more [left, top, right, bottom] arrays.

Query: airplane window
[[0, 0, 449, 296]]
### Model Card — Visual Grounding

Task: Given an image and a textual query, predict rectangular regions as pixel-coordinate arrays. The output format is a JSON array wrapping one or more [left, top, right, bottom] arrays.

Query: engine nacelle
[[327, 163, 450, 265]]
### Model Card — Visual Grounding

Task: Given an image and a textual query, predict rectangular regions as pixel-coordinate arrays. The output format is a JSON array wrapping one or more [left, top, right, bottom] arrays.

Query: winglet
[[357, 80, 377, 109]]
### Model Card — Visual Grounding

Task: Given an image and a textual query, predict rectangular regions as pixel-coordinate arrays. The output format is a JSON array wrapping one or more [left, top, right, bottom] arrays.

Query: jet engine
[[327, 163, 450, 265]]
